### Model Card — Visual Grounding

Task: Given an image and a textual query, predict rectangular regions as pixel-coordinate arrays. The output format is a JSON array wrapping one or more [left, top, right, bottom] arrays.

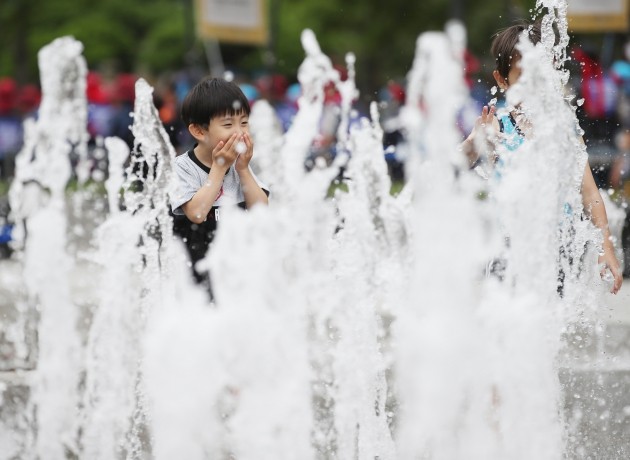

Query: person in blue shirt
[[461, 21, 623, 294]]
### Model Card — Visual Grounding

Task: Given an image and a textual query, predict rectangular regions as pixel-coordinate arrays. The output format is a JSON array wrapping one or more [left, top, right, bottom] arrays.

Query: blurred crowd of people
[[0, 67, 359, 179], [3, 43, 630, 272], [568, 43, 630, 193], [570, 43, 630, 276], [0, 79, 40, 178], [2, 45, 630, 191]]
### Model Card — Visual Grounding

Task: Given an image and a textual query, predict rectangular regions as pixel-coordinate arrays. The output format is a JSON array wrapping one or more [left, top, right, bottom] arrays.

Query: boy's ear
[[493, 70, 508, 90], [188, 123, 206, 142]]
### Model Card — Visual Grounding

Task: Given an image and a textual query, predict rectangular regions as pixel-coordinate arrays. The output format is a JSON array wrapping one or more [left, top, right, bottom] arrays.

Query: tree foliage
[[275, 0, 538, 94], [1, 0, 189, 81], [1, 0, 538, 94]]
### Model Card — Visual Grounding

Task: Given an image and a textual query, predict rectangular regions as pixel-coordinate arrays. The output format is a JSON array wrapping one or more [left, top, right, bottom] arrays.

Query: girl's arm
[[460, 105, 499, 167], [581, 161, 623, 294]]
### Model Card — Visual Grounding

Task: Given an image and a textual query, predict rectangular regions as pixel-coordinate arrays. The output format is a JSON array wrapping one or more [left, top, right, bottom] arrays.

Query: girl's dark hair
[[181, 77, 251, 127], [491, 21, 542, 79]]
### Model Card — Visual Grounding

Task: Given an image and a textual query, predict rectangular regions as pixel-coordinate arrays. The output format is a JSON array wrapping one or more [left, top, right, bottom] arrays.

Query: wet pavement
[[1, 257, 629, 458]]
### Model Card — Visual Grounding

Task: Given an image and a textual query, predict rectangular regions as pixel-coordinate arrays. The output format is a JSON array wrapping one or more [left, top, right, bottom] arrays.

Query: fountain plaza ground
[[1, 251, 630, 458]]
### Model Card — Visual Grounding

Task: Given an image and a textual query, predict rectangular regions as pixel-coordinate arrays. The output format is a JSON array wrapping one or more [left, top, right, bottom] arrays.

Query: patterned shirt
[[170, 145, 268, 276]]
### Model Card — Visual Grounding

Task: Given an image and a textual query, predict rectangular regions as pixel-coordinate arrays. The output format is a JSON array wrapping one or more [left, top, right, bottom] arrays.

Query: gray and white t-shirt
[[171, 146, 267, 218]]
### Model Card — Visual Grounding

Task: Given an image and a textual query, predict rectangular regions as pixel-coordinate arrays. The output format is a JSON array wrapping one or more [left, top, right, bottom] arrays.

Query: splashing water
[[6, 36, 88, 460], [1, 3, 627, 459]]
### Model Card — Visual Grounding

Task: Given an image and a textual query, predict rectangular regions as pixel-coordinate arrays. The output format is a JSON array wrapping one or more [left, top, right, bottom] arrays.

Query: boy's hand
[[235, 132, 254, 173], [212, 132, 239, 171]]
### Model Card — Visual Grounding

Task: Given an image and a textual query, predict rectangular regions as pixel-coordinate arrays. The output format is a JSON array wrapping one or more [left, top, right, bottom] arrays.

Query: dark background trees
[[1, 0, 539, 95], [1, 0, 196, 82]]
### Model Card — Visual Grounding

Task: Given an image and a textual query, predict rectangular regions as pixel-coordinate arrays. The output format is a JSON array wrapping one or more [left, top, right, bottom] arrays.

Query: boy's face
[[201, 110, 250, 150]]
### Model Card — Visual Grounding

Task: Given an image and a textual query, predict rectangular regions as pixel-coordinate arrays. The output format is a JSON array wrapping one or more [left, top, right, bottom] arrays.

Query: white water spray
[[1, 3, 626, 459], [7, 36, 89, 459]]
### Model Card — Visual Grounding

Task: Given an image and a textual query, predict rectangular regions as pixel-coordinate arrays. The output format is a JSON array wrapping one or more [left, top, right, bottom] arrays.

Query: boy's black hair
[[181, 77, 251, 128], [491, 21, 542, 79]]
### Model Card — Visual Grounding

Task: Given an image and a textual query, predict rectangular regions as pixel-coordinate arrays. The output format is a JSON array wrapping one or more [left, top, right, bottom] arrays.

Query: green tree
[[0, 0, 540, 96], [0, 0, 190, 82], [272, 0, 537, 97]]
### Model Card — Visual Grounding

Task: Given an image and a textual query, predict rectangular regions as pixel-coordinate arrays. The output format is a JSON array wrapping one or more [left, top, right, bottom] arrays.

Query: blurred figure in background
[[610, 130, 630, 192], [275, 81, 300, 133], [238, 81, 259, 106], [572, 45, 619, 143], [154, 78, 187, 154], [609, 42, 630, 277], [17, 84, 40, 120], [309, 80, 342, 167], [254, 73, 301, 133], [86, 71, 114, 141], [610, 129, 630, 277], [0, 78, 23, 180], [611, 41, 630, 131], [110, 73, 136, 149], [254, 73, 288, 109], [379, 79, 406, 182], [0, 78, 38, 258]]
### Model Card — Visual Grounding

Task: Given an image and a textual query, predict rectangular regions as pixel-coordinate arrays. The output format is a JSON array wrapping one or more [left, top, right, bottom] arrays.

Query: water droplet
[[315, 157, 327, 168], [92, 170, 105, 182], [235, 141, 247, 155]]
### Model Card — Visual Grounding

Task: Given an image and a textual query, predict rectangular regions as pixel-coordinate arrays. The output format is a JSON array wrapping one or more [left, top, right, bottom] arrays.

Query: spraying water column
[[1, 2, 629, 458]]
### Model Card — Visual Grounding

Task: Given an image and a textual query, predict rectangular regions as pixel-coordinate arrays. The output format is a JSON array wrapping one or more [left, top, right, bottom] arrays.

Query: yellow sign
[[568, 0, 629, 32], [195, 0, 269, 45]]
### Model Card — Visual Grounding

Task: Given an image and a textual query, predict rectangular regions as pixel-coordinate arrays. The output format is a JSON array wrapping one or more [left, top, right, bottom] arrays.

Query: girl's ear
[[188, 123, 205, 142], [493, 70, 509, 91]]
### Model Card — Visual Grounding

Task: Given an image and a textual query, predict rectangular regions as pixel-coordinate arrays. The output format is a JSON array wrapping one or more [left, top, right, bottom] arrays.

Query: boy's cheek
[[210, 137, 227, 151], [214, 134, 232, 146]]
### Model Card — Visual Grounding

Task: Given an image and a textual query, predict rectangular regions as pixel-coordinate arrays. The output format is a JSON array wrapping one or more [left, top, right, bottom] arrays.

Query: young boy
[[461, 22, 623, 294], [171, 78, 269, 288]]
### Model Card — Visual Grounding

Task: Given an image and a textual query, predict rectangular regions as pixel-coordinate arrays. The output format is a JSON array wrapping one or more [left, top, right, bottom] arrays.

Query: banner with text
[[195, 0, 269, 45], [568, 0, 629, 32]]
